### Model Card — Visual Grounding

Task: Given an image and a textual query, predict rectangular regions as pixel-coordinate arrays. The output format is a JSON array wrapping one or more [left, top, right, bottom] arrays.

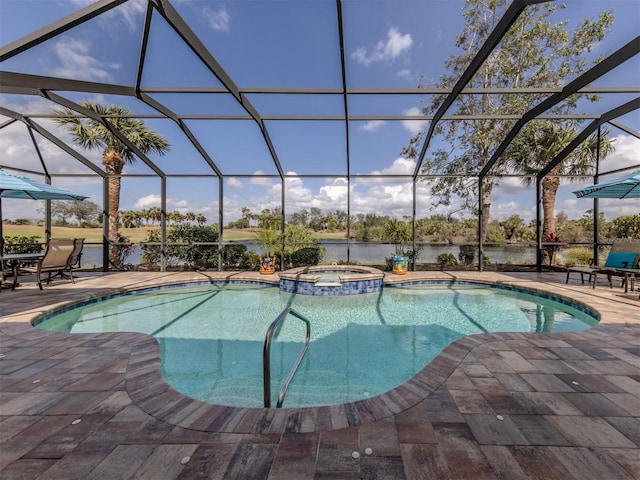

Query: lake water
[[79, 240, 537, 268]]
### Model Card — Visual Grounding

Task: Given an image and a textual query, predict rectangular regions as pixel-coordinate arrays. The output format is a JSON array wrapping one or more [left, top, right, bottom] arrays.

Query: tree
[[47, 202, 71, 225], [147, 206, 162, 226], [54, 102, 170, 267], [279, 225, 319, 266], [506, 122, 613, 237], [402, 1, 613, 241], [45, 199, 100, 226], [120, 210, 142, 228], [66, 199, 100, 226], [167, 210, 184, 225], [308, 208, 325, 231], [500, 214, 525, 241], [287, 209, 307, 227], [258, 208, 281, 230], [610, 214, 640, 239], [383, 217, 412, 255]]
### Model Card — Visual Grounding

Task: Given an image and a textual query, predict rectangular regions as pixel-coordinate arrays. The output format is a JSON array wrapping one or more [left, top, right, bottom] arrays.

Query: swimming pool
[[34, 281, 598, 408]]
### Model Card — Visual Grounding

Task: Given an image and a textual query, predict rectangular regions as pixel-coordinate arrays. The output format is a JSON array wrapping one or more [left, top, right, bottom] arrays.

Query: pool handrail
[[263, 307, 311, 408]]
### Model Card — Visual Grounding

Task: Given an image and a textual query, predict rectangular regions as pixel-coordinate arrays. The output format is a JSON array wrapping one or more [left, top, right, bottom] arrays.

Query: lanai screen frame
[[1, 0, 638, 272]]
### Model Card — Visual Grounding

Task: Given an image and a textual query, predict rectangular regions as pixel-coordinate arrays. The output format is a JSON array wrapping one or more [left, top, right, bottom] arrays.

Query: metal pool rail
[[263, 307, 311, 408]]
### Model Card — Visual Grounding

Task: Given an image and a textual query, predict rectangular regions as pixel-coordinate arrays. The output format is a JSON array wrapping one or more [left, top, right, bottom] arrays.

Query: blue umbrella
[[572, 170, 640, 199], [0, 168, 88, 251]]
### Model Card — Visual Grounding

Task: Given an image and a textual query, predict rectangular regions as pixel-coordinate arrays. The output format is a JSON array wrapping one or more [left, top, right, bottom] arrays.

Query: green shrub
[[458, 245, 475, 265], [141, 229, 161, 266], [2, 235, 43, 255], [437, 253, 458, 267], [141, 224, 220, 269], [289, 247, 322, 267], [458, 244, 490, 266], [563, 247, 593, 267], [222, 243, 250, 269], [486, 229, 506, 244]]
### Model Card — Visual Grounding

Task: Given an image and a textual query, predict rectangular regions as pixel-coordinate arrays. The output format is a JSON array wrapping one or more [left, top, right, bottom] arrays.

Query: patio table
[[614, 267, 640, 293], [0, 252, 44, 290]]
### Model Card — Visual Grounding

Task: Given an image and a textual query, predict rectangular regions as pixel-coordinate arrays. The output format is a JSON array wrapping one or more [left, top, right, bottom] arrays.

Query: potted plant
[[258, 227, 279, 274], [391, 253, 409, 274], [384, 218, 411, 274]]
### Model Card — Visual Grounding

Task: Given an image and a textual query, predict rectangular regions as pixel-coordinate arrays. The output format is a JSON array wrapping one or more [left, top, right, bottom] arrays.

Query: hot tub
[[278, 265, 384, 295]]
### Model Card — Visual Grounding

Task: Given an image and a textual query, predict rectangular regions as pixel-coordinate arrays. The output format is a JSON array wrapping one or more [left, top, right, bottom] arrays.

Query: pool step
[[170, 372, 382, 408]]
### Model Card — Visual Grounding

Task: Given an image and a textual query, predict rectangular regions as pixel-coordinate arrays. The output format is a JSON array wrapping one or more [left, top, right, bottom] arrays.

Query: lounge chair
[[20, 238, 76, 290], [566, 239, 640, 289]]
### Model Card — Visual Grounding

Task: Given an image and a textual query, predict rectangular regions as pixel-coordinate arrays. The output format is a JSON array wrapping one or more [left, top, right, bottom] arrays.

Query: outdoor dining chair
[[50, 238, 85, 280], [20, 238, 76, 290]]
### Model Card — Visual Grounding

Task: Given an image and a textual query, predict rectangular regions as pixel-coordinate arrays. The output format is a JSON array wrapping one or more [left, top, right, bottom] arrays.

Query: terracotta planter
[[392, 255, 409, 275]]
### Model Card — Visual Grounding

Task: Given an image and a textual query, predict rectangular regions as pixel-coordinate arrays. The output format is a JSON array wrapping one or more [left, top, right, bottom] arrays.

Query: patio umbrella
[[0, 168, 88, 251], [572, 169, 640, 199]]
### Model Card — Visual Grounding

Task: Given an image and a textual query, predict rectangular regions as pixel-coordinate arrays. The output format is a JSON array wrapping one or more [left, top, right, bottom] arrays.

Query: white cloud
[[360, 120, 386, 132], [250, 171, 277, 188], [204, 5, 231, 32], [495, 176, 530, 195], [351, 182, 414, 218], [226, 178, 242, 188], [116, 0, 146, 31], [317, 178, 349, 202], [285, 178, 313, 204], [401, 106, 428, 135], [132, 194, 189, 213], [491, 201, 535, 221], [53, 37, 118, 82], [351, 27, 412, 66], [396, 68, 412, 80], [71, 0, 145, 32], [359, 157, 416, 186], [0, 112, 102, 175], [133, 194, 161, 209], [601, 134, 640, 172], [557, 195, 638, 221]]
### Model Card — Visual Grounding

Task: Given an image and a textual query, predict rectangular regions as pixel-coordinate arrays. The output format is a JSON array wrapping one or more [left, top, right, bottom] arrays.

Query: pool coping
[[1, 271, 637, 435]]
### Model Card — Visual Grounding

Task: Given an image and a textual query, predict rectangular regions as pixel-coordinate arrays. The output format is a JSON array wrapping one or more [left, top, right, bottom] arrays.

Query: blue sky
[[0, 0, 638, 227]]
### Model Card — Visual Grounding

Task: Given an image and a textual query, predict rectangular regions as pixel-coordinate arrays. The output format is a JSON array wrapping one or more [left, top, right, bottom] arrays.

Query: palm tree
[[383, 217, 412, 256], [148, 206, 162, 225], [54, 102, 170, 267], [506, 121, 614, 237], [120, 210, 139, 229]]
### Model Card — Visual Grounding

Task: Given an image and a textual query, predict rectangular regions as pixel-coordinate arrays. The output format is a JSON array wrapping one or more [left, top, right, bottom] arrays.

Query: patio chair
[[1, 258, 8, 288], [566, 239, 640, 289], [20, 238, 76, 290], [50, 238, 85, 280]]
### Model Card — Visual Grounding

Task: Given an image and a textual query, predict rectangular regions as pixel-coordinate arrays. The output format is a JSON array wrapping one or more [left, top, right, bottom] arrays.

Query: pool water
[[36, 282, 597, 408]]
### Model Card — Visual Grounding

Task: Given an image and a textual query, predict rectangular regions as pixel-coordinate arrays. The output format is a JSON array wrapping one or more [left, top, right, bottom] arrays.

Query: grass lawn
[[2, 225, 348, 243], [2, 225, 158, 243]]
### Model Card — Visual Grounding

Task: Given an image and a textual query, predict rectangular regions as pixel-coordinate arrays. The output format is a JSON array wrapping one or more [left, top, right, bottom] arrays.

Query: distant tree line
[[17, 202, 208, 229], [119, 207, 207, 228], [226, 207, 640, 244], [7, 201, 638, 244]]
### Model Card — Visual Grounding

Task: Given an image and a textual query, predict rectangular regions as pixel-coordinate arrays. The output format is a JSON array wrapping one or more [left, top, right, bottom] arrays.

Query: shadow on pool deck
[[1, 271, 639, 479]]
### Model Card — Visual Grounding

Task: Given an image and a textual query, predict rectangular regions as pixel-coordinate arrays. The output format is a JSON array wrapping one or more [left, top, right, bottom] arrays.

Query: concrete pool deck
[[1, 270, 638, 479]]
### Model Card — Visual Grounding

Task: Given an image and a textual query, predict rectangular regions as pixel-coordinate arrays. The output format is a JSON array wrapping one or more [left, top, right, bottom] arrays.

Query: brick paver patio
[[1, 271, 638, 479]]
